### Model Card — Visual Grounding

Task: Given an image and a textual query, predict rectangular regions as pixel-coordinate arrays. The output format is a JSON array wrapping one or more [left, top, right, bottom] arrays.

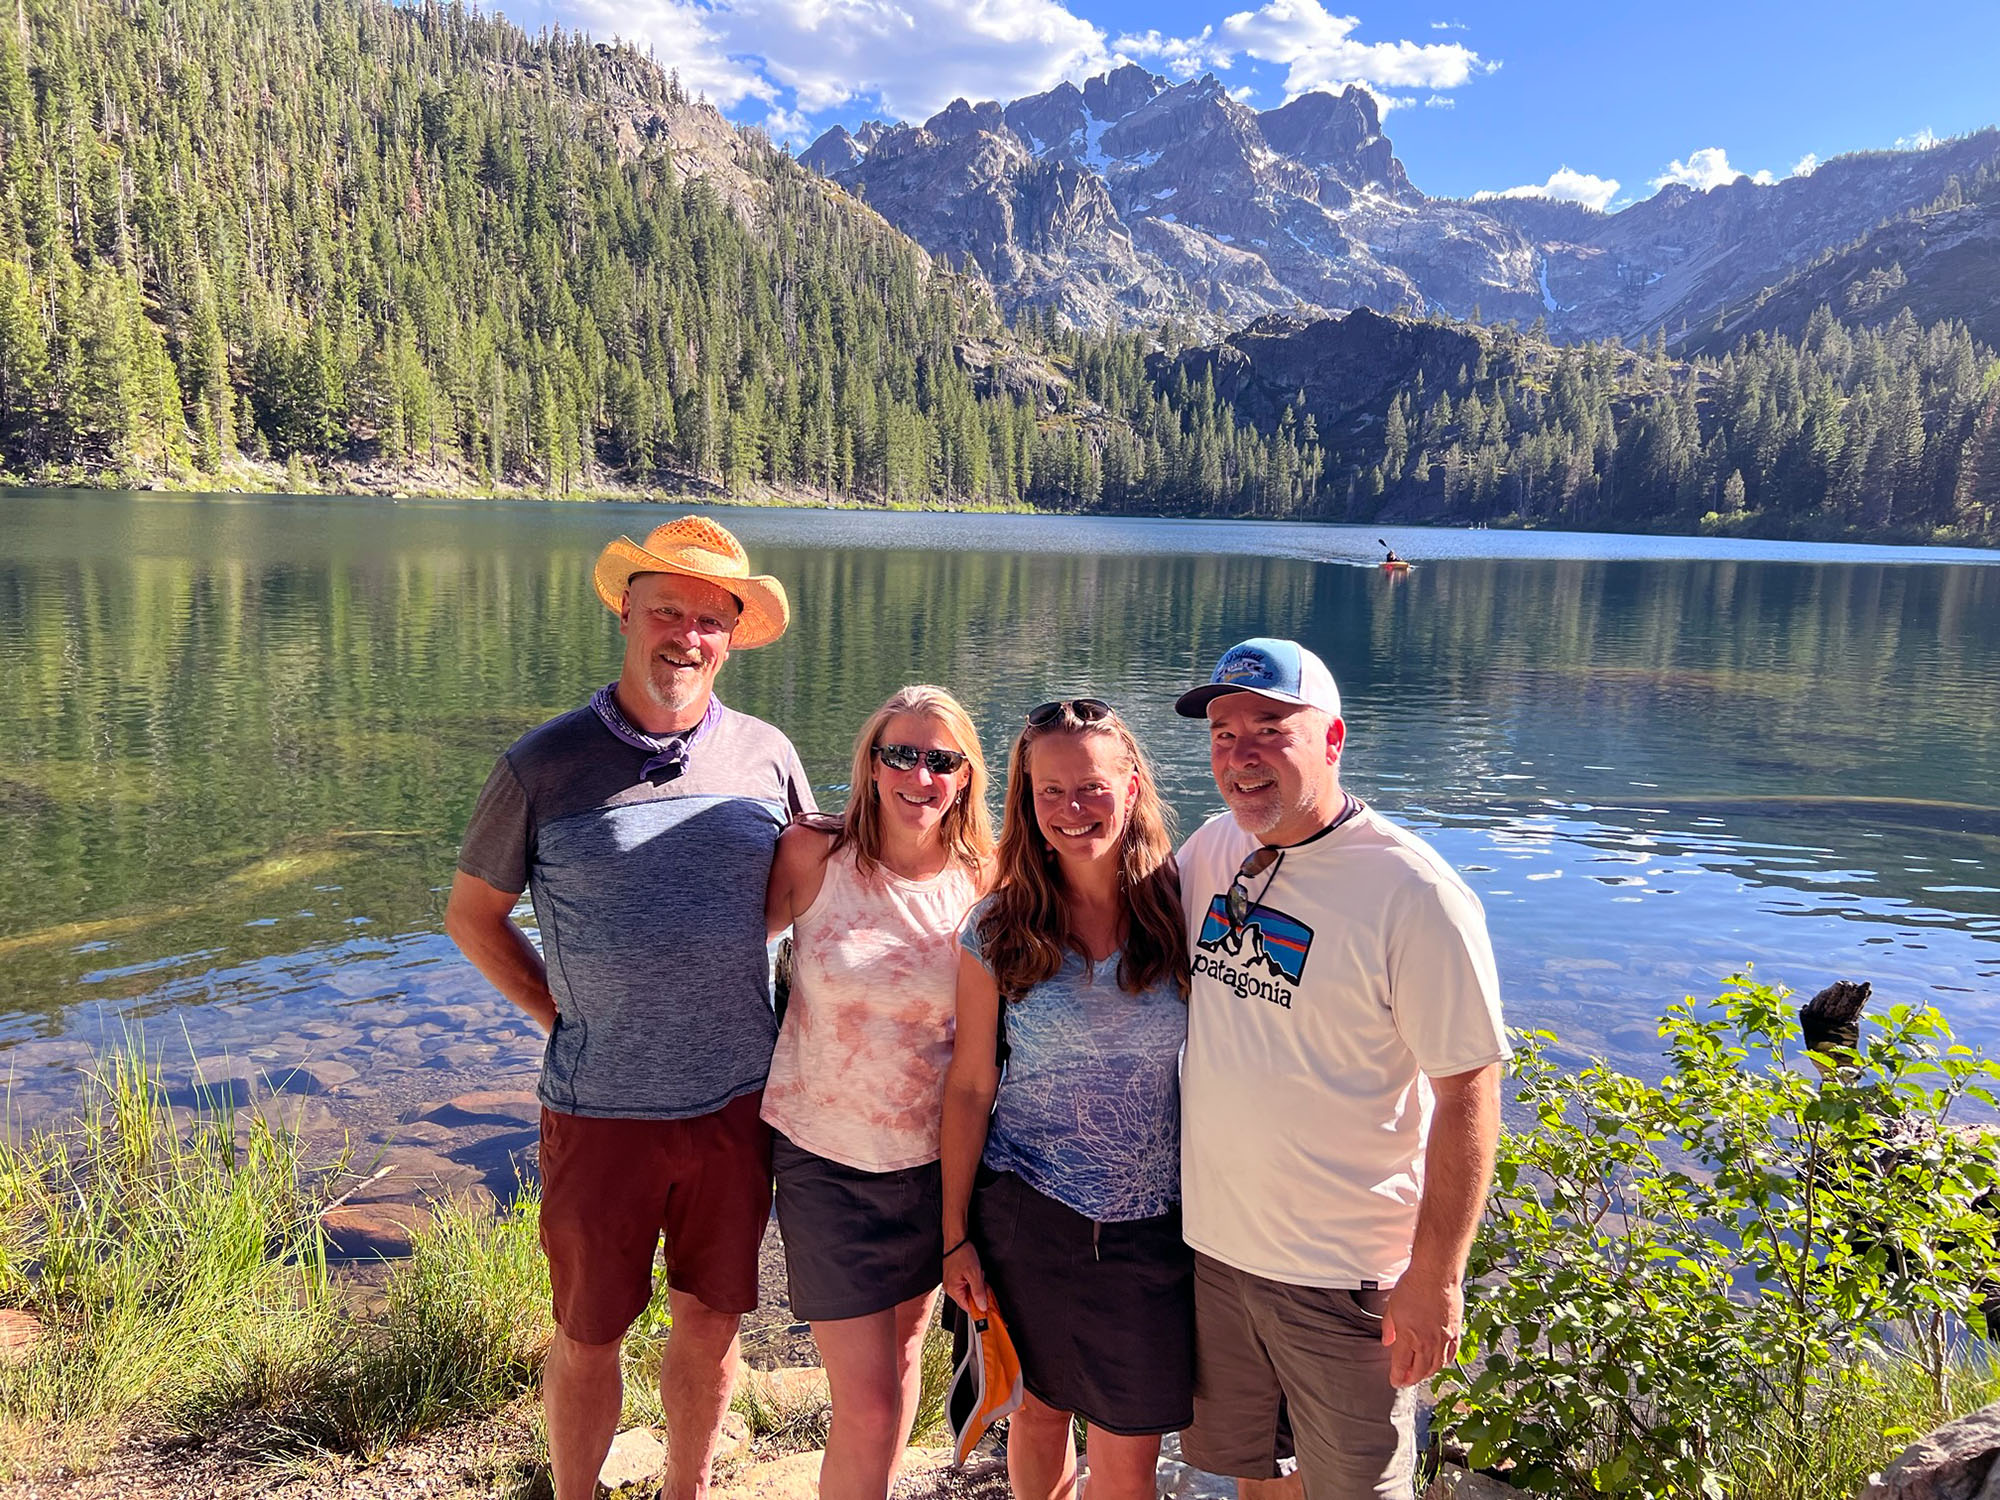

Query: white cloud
[[1649, 146, 1824, 192], [1895, 127, 1940, 151], [1120, 0, 1491, 102], [1115, 26, 1215, 78], [1423, 92, 1454, 109], [1429, 18, 1466, 28], [560, 0, 1493, 137], [1650, 146, 1752, 192], [760, 104, 813, 142], [1473, 165, 1620, 213], [571, 0, 774, 108], [566, 0, 1115, 122]]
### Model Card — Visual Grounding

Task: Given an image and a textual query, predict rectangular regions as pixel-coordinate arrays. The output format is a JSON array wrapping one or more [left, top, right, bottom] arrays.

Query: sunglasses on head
[[1226, 845, 1284, 929], [1025, 698, 1114, 728], [873, 743, 969, 775]]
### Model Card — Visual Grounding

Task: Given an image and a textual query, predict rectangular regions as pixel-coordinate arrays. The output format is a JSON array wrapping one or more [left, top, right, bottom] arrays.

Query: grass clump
[[228, 1189, 554, 1461], [0, 1038, 968, 1484], [0, 1045, 344, 1473], [1718, 1346, 2000, 1500], [0, 1042, 560, 1477]]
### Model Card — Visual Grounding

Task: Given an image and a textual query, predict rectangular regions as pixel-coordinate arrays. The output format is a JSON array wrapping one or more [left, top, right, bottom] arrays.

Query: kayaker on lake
[[761, 685, 993, 1500], [445, 516, 811, 1500], [940, 699, 1194, 1500]]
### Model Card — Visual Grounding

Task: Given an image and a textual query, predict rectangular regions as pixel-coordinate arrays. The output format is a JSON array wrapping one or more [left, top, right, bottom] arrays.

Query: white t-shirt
[[1177, 805, 1509, 1289]]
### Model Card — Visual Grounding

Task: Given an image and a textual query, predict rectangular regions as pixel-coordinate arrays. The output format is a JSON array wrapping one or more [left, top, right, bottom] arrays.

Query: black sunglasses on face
[[1226, 845, 1284, 929], [873, 743, 969, 775], [1025, 698, 1114, 728]]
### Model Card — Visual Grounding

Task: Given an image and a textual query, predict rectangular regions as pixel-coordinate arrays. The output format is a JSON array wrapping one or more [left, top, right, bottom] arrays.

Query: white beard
[[645, 660, 708, 714]]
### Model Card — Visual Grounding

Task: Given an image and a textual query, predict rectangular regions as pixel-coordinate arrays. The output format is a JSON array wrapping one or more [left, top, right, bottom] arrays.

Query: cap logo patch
[[1216, 649, 1276, 685]]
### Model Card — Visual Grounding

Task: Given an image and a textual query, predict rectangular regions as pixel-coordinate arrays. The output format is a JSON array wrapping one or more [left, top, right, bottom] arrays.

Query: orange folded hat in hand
[[946, 1297, 1025, 1468]]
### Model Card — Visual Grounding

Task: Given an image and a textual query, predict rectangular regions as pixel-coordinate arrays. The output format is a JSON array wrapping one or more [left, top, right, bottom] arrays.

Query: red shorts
[[538, 1091, 773, 1343]]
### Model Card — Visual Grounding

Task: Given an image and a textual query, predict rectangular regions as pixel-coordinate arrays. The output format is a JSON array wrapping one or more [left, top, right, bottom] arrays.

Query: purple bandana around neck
[[590, 685, 721, 784]]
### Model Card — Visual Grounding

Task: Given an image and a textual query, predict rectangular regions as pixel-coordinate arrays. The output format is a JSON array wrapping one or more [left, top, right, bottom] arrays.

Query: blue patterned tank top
[[961, 896, 1186, 1221]]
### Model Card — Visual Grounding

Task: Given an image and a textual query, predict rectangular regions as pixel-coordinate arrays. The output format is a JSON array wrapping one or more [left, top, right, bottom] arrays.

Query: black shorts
[[771, 1133, 944, 1322], [971, 1167, 1194, 1436]]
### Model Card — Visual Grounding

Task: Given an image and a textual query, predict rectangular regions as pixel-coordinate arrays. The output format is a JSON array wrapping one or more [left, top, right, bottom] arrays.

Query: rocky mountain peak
[[1002, 81, 1086, 157], [1082, 63, 1164, 123], [925, 97, 1008, 143], [1101, 72, 1253, 158], [799, 118, 891, 175], [798, 65, 2000, 344], [1256, 86, 1412, 198], [798, 124, 862, 175]]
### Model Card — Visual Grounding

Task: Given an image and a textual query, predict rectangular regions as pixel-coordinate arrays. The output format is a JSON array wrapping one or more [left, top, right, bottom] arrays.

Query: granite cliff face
[[808, 64, 1541, 332], [802, 67, 2000, 342], [1682, 194, 2000, 354], [1156, 308, 1504, 442]]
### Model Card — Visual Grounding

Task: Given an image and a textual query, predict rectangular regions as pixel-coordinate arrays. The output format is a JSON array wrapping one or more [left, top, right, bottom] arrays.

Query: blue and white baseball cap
[[1174, 637, 1343, 719]]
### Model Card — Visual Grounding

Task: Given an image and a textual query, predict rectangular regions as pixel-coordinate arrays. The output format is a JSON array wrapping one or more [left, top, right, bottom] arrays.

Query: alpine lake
[[4, 490, 1999, 1189]]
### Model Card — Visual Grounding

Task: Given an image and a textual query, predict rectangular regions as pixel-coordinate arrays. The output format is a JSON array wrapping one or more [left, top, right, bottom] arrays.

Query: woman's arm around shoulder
[[766, 819, 838, 940]]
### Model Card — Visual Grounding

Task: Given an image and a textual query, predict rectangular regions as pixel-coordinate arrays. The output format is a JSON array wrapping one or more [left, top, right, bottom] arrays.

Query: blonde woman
[[939, 699, 1193, 1500], [763, 685, 994, 1500]]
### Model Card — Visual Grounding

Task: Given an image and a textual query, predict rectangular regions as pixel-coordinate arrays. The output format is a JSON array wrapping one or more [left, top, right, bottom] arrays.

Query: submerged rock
[[321, 1201, 432, 1259]]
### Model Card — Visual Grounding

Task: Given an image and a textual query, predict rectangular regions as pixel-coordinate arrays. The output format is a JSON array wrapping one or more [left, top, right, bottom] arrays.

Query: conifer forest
[[0, 0, 1995, 541]]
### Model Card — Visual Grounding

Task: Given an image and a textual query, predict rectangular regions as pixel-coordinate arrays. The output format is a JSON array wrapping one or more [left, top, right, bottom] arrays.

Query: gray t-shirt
[[458, 699, 814, 1120]]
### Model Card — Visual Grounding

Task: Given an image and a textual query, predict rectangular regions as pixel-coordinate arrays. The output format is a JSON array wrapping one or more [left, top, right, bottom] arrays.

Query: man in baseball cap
[[446, 516, 814, 1500], [1172, 638, 1508, 1500]]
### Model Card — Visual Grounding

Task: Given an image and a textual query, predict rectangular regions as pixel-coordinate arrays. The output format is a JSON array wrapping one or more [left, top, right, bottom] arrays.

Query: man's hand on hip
[[444, 870, 558, 1033], [1381, 1274, 1462, 1387]]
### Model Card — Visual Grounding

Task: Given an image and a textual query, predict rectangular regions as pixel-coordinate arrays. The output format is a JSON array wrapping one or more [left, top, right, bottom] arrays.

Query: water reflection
[[1, 493, 1997, 1127]]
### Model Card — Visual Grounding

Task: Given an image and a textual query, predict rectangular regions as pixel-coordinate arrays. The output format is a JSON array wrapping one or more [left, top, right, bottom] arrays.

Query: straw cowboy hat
[[593, 516, 791, 649]]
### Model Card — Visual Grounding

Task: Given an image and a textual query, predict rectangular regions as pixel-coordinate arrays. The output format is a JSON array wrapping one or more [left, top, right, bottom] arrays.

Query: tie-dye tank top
[[762, 843, 982, 1172]]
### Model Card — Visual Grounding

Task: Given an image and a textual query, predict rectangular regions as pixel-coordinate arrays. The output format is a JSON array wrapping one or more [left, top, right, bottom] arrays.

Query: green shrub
[[1435, 973, 2000, 1499]]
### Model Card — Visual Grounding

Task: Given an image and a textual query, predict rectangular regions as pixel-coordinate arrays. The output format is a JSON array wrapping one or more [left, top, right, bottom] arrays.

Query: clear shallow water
[[2, 492, 1998, 1128]]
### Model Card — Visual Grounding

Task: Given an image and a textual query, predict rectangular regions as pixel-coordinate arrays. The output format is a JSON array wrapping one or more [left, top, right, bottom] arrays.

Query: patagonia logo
[[1194, 895, 1314, 1008]]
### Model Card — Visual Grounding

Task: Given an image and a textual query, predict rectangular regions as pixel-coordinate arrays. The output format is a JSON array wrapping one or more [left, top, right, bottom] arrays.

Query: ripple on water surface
[[1, 493, 1997, 1132]]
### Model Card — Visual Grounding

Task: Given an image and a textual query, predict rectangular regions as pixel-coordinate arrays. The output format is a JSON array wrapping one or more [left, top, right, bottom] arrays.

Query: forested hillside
[[0, 0, 1323, 512], [0, 0, 1994, 542], [1161, 307, 2000, 540]]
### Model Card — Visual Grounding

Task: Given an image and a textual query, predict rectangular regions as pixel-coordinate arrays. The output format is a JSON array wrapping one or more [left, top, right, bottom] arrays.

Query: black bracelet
[[943, 1235, 971, 1260]]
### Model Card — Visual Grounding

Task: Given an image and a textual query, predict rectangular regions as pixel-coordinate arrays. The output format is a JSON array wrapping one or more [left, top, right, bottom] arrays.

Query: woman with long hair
[[939, 698, 1193, 1500], [763, 685, 995, 1500]]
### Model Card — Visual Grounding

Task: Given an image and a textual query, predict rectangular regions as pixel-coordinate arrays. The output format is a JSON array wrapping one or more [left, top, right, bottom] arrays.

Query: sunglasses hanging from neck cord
[[1225, 793, 1363, 929]]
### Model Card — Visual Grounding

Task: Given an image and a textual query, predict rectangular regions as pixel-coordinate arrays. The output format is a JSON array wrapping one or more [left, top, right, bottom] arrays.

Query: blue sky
[[509, 0, 2000, 210]]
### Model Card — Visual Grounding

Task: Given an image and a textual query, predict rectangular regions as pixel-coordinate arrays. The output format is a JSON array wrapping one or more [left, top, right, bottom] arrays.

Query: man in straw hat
[[446, 516, 813, 1500]]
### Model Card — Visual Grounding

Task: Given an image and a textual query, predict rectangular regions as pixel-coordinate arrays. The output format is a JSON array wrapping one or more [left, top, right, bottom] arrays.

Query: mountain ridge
[[802, 68, 2000, 346]]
